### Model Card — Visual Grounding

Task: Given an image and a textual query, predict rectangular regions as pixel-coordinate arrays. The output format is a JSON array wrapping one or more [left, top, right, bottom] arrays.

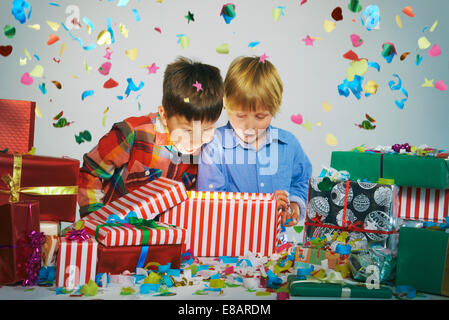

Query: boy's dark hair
[[162, 56, 224, 122]]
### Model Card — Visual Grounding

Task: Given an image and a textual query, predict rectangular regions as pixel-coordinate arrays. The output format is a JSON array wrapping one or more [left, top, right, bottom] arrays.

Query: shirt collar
[[222, 121, 288, 149]]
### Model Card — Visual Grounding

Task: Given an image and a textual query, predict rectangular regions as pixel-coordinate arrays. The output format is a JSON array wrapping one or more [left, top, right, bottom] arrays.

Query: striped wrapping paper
[[159, 191, 280, 257], [398, 187, 449, 222], [84, 177, 188, 222], [56, 238, 97, 289], [83, 218, 188, 247]]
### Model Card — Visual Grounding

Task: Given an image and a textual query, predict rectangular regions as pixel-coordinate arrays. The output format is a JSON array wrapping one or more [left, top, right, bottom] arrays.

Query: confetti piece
[[363, 80, 378, 95], [302, 35, 315, 46], [221, 3, 236, 24], [84, 61, 92, 73], [381, 42, 396, 63], [435, 80, 447, 91], [46, 20, 60, 31], [104, 78, 118, 88], [293, 226, 304, 234], [83, 17, 94, 34], [176, 34, 190, 49], [256, 291, 272, 296], [348, 0, 362, 13], [19, 57, 27, 65], [350, 34, 363, 47], [124, 78, 144, 97], [290, 114, 303, 125], [302, 120, 313, 132], [248, 41, 260, 49], [120, 287, 136, 295], [216, 43, 229, 54], [430, 20, 438, 32], [0, 45, 13, 57], [47, 34, 59, 45], [421, 78, 434, 87], [97, 30, 112, 46], [331, 7, 343, 21], [259, 53, 269, 63], [81, 90, 94, 100], [193, 80, 203, 91], [184, 98, 190, 103], [4, 25, 16, 39], [325, 133, 338, 146], [272, 6, 285, 22], [53, 111, 74, 127], [35, 105, 42, 118], [361, 5, 380, 31], [75, 130, 92, 144], [20, 72, 33, 85], [119, 23, 129, 38], [28, 24, 40, 30], [400, 52, 411, 61], [418, 36, 431, 49], [144, 63, 159, 74], [117, 0, 130, 7], [59, 43, 66, 56], [402, 6, 414, 17], [324, 20, 336, 32], [51, 80, 62, 89], [388, 74, 408, 109], [154, 27, 161, 33], [132, 9, 141, 22], [338, 75, 363, 99], [415, 54, 423, 65], [428, 44, 441, 57], [104, 47, 113, 60], [395, 15, 402, 28], [62, 23, 96, 50], [12, 0, 32, 24], [99, 62, 112, 75], [29, 64, 44, 78], [185, 11, 194, 23], [24, 48, 31, 60], [347, 59, 368, 81], [322, 101, 332, 112]]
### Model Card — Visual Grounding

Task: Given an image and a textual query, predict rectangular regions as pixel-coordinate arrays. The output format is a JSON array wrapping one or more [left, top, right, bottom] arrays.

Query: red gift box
[[0, 99, 35, 154], [398, 186, 449, 222], [96, 243, 182, 274], [56, 237, 98, 289], [159, 191, 281, 257], [0, 201, 40, 285], [0, 153, 80, 222]]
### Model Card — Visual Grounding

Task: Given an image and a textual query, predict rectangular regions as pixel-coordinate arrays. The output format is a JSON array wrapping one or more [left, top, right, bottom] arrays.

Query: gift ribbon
[[290, 271, 345, 286], [65, 228, 90, 241], [0, 153, 78, 203], [23, 228, 46, 286]]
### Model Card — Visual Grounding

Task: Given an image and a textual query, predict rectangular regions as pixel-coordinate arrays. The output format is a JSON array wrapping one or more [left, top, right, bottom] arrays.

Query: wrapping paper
[[330, 151, 449, 189], [288, 275, 393, 298], [159, 191, 280, 257], [56, 238, 98, 289], [40, 222, 60, 267], [0, 99, 35, 154], [398, 186, 449, 222], [84, 177, 188, 222], [0, 201, 40, 284], [295, 246, 341, 269], [84, 218, 188, 247], [396, 227, 449, 296], [96, 244, 182, 274], [0, 153, 80, 222], [304, 177, 400, 250]]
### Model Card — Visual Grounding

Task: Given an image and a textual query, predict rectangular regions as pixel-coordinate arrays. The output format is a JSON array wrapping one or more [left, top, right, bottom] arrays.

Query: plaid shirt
[[78, 112, 198, 218]]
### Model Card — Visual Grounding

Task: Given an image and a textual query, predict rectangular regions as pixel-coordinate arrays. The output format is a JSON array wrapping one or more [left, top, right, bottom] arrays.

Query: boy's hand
[[286, 202, 300, 227], [275, 190, 297, 227], [274, 190, 289, 213]]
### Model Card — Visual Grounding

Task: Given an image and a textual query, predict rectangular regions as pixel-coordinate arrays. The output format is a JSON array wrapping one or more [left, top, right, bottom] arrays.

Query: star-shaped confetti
[[302, 35, 315, 46], [104, 47, 113, 60], [193, 80, 203, 91], [144, 63, 160, 74], [421, 78, 434, 87], [185, 11, 195, 23], [259, 53, 269, 63]]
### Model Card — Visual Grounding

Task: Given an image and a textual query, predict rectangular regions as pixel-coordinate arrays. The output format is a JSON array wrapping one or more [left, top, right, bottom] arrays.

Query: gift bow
[[392, 143, 411, 153], [0, 154, 78, 203]]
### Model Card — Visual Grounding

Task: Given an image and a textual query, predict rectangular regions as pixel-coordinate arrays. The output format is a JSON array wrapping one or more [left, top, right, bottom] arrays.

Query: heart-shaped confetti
[[350, 34, 363, 47], [98, 62, 111, 75], [0, 45, 13, 57], [428, 44, 441, 57], [20, 72, 33, 85], [290, 113, 303, 125], [435, 80, 447, 91], [4, 25, 16, 39], [331, 7, 343, 21]]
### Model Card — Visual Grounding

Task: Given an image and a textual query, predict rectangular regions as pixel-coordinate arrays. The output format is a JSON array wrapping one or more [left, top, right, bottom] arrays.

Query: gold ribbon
[[0, 153, 78, 203]]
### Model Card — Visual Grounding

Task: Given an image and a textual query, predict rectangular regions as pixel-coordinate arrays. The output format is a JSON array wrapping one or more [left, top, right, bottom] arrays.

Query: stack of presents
[[1, 99, 448, 299]]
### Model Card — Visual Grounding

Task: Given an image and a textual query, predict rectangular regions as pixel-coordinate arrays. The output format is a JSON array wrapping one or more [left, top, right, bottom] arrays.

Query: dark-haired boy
[[78, 57, 224, 218]]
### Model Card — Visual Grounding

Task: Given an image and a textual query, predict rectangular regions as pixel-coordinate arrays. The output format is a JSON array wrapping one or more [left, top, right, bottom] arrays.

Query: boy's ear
[[158, 105, 168, 126]]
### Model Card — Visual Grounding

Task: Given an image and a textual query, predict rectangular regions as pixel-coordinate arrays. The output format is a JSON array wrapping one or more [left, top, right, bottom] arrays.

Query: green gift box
[[396, 227, 449, 296], [330, 151, 449, 189], [288, 275, 393, 298]]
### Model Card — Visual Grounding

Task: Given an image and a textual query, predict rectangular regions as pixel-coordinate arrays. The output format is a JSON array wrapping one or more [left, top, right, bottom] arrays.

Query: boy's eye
[[256, 114, 268, 120], [236, 114, 246, 118]]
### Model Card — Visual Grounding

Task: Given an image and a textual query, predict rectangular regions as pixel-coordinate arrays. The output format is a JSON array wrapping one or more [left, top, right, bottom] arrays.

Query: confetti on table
[[325, 133, 338, 146], [428, 44, 441, 57], [290, 113, 303, 125], [421, 78, 434, 87], [81, 90, 94, 101], [434, 80, 447, 91]]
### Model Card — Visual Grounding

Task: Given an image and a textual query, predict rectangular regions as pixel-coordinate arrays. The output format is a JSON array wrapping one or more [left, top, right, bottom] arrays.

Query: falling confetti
[[290, 114, 303, 125], [322, 101, 332, 112], [355, 114, 376, 130], [434, 80, 447, 91], [185, 11, 194, 23], [325, 134, 338, 146], [51, 80, 62, 89], [75, 130, 92, 144], [0, 45, 13, 57], [216, 43, 229, 54], [53, 111, 74, 128], [388, 74, 408, 109], [331, 7, 343, 21], [81, 90, 94, 100], [221, 3, 236, 24], [402, 6, 415, 18], [4, 25, 16, 38], [104, 78, 118, 88]]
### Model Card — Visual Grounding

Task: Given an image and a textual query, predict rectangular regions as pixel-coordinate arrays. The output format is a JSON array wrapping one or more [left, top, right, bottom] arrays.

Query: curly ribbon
[[361, 5, 380, 31], [388, 74, 408, 109], [392, 143, 411, 153], [338, 75, 363, 100], [23, 226, 46, 286], [65, 228, 90, 241], [0, 154, 78, 203]]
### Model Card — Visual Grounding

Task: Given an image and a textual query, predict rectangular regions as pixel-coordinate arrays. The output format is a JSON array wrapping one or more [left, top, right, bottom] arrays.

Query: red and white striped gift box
[[398, 186, 449, 222], [56, 238, 97, 289], [84, 177, 188, 222], [159, 191, 280, 257], [83, 218, 188, 247]]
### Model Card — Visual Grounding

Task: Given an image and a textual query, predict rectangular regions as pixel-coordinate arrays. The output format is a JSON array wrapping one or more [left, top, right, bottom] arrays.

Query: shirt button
[[260, 182, 264, 187], [209, 184, 214, 189], [145, 170, 150, 176]]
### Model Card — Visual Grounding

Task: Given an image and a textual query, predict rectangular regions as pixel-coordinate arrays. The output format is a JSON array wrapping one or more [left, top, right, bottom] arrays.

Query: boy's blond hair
[[224, 56, 283, 115]]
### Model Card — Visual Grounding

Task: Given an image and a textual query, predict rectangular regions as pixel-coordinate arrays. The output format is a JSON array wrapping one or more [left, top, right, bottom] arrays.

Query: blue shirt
[[197, 122, 312, 215]]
